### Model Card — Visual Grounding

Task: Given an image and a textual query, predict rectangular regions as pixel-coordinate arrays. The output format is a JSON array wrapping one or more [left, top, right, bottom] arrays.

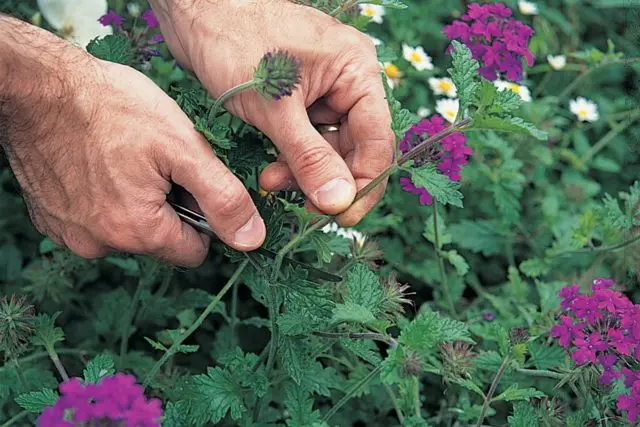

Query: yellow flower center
[[446, 111, 456, 120], [508, 84, 521, 94], [363, 8, 375, 16], [410, 52, 423, 63], [385, 64, 400, 79], [578, 109, 588, 118], [439, 81, 452, 91]]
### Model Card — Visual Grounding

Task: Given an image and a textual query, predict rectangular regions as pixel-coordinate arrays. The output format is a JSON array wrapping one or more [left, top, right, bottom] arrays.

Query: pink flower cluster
[[442, 3, 534, 81], [551, 278, 640, 422], [399, 115, 472, 205], [38, 374, 163, 427]]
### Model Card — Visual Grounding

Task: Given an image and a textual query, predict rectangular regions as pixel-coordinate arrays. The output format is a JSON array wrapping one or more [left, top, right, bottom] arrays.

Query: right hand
[[1, 21, 266, 266]]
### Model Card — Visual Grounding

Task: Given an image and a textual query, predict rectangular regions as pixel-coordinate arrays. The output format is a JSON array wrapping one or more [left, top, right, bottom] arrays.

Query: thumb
[[256, 99, 356, 214]]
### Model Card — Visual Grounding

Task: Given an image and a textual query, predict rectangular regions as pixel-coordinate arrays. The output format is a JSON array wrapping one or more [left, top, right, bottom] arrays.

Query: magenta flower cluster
[[98, 9, 164, 58], [551, 278, 640, 423], [399, 115, 472, 205], [38, 374, 163, 427], [442, 2, 535, 81]]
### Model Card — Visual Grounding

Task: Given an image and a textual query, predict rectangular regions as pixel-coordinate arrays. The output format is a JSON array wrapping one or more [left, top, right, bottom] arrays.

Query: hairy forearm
[[0, 15, 90, 151]]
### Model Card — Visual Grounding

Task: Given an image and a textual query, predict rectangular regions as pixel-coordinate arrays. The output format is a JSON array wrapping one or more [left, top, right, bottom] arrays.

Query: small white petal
[[518, 0, 538, 15], [547, 55, 567, 70]]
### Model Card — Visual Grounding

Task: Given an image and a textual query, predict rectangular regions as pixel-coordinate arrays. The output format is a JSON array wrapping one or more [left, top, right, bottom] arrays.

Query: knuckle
[[293, 145, 333, 177], [213, 174, 252, 220]]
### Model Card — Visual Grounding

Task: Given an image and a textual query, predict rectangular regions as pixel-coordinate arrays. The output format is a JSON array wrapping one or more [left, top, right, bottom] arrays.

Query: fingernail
[[234, 213, 265, 249], [314, 178, 354, 210]]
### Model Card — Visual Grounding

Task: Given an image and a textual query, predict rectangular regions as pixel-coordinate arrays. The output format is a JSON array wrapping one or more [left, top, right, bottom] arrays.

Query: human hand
[[150, 0, 395, 226], [0, 18, 266, 266]]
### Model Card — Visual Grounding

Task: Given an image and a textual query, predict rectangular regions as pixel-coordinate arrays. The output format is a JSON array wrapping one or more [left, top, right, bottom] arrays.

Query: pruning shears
[[167, 188, 342, 283]]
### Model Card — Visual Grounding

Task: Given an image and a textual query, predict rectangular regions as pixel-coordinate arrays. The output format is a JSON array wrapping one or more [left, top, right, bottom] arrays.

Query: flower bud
[[509, 327, 530, 345], [254, 50, 302, 101], [0, 294, 35, 358]]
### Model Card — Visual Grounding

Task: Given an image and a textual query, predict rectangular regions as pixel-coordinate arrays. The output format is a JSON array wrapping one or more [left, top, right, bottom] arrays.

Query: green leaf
[[83, 354, 115, 384], [423, 213, 452, 248], [279, 336, 306, 385], [0, 242, 22, 281], [475, 81, 522, 114], [376, 44, 397, 62], [403, 164, 464, 208], [86, 34, 134, 64], [339, 339, 382, 365], [449, 378, 485, 399], [332, 301, 376, 324], [471, 116, 548, 141], [358, 0, 407, 8], [447, 40, 479, 116], [444, 250, 469, 276], [344, 264, 383, 314], [30, 312, 64, 349], [474, 351, 504, 371], [399, 310, 473, 355], [383, 71, 414, 145], [449, 220, 506, 256], [508, 402, 539, 427], [190, 367, 246, 423], [528, 341, 566, 370], [284, 385, 322, 427], [520, 258, 550, 278], [15, 388, 58, 413], [536, 280, 565, 314], [493, 384, 545, 402]]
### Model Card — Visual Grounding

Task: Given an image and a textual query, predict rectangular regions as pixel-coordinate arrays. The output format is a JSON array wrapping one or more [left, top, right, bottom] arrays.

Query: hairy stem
[[329, 0, 359, 17], [383, 383, 405, 423], [413, 376, 422, 418], [0, 410, 29, 427], [516, 368, 565, 379], [47, 346, 69, 382], [322, 364, 383, 422], [580, 110, 640, 164], [141, 260, 248, 389], [119, 274, 148, 369], [433, 204, 455, 316], [476, 355, 510, 427], [554, 234, 640, 257], [208, 80, 257, 124], [558, 57, 640, 101]]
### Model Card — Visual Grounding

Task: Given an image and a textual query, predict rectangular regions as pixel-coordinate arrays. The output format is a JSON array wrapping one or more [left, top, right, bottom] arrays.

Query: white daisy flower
[[494, 80, 532, 102], [436, 99, 459, 124], [547, 55, 567, 70], [359, 4, 385, 24], [127, 3, 141, 18], [428, 77, 457, 98], [402, 44, 434, 71], [322, 223, 367, 250], [570, 97, 599, 122], [37, 0, 112, 49], [367, 34, 383, 46], [417, 107, 431, 118], [382, 62, 402, 89], [518, 0, 538, 15]]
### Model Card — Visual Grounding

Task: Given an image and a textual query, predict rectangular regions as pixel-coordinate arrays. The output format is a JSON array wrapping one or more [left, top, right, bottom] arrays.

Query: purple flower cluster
[[399, 115, 472, 205], [551, 278, 640, 422], [98, 9, 165, 58], [38, 374, 163, 427], [442, 3, 535, 81]]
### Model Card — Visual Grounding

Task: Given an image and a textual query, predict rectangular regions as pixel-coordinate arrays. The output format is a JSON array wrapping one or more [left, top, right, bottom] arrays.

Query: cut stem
[[208, 80, 258, 124], [141, 260, 248, 389]]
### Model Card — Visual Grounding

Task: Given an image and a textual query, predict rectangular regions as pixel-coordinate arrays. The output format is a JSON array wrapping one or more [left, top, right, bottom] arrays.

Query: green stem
[[230, 276, 240, 345], [141, 260, 248, 389], [413, 376, 422, 418], [557, 57, 640, 101], [321, 364, 383, 422], [1, 349, 93, 375], [516, 368, 564, 380], [476, 355, 510, 427], [119, 275, 148, 369], [264, 286, 279, 377], [46, 346, 69, 382], [329, 0, 358, 17], [11, 359, 26, 389], [0, 411, 29, 427], [533, 71, 553, 98], [580, 111, 640, 164], [208, 80, 258, 124], [554, 234, 640, 257], [433, 204, 455, 316], [383, 383, 405, 423]]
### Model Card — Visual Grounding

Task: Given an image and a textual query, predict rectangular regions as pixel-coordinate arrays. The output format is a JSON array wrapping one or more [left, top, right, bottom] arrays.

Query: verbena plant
[[1, 1, 639, 426]]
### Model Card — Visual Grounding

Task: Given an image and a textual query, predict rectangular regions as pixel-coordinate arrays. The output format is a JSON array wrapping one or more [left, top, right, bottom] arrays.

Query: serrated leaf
[[399, 310, 473, 355], [403, 164, 463, 208], [448, 40, 479, 116], [190, 367, 246, 423], [15, 388, 58, 413], [83, 354, 115, 384], [383, 71, 414, 145], [528, 341, 566, 370], [86, 34, 134, 64], [520, 258, 550, 278], [30, 312, 64, 349], [475, 81, 522, 114], [449, 220, 506, 256], [508, 402, 539, 427], [284, 385, 322, 427], [280, 336, 306, 385], [376, 44, 397, 62], [444, 250, 469, 276], [493, 384, 545, 402], [449, 378, 485, 399], [471, 116, 548, 141], [332, 301, 376, 324], [344, 264, 383, 314], [474, 351, 504, 371]]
